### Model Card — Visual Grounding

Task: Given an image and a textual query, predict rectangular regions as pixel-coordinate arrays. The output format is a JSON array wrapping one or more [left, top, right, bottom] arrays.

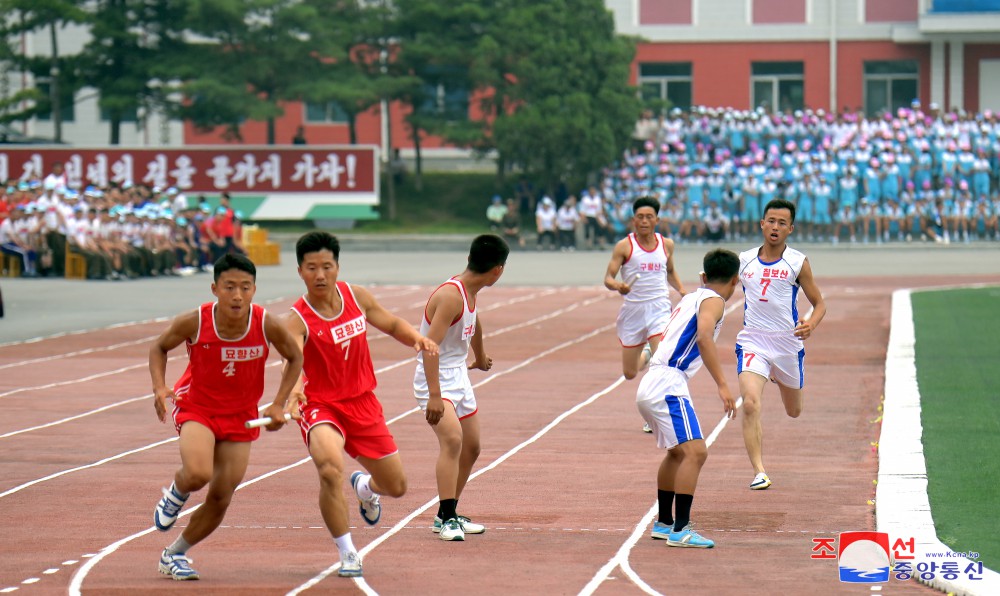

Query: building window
[[639, 0, 693, 25], [751, 62, 804, 113], [305, 100, 349, 123], [866, 0, 918, 22], [753, 0, 806, 23], [35, 82, 75, 122], [419, 83, 469, 122], [864, 61, 918, 116], [639, 63, 692, 112]]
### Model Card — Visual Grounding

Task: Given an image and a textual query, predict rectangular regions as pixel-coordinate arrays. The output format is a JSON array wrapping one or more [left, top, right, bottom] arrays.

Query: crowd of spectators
[[497, 102, 1000, 250], [0, 163, 245, 280]]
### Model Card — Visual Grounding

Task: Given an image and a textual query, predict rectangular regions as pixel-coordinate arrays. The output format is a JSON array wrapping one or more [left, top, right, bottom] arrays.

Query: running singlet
[[738, 246, 806, 332], [620, 232, 669, 303], [291, 282, 376, 402], [649, 287, 724, 380], [418, 278, 476, 369], [173, 302, 269, 414]]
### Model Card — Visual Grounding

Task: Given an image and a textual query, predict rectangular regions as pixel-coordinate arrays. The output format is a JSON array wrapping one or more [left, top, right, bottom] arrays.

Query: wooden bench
[[66, 247, 88, 280], [2, 253, 21, 278]]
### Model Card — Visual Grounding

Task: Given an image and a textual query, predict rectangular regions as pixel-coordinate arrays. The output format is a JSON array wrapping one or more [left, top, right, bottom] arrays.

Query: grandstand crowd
[[0, 165, 245, 280], [501, 102, 1000, 251]]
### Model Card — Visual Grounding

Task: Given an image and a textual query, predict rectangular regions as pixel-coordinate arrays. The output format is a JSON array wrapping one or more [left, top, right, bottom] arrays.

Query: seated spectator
[[486, 195, 507, 232], [535, 196, 557, 250], [703, 201, 729, 242], [501, 198, 525, 249], [556, 196, 580, 251]]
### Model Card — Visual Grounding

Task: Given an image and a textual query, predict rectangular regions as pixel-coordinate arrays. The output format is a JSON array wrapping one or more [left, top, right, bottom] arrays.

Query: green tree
[[474, 0, 640, 194], [177, 0, 327, 144], [79, 0, 181, 145], [295, 0, 409, 146], [0, 0, 89, 141], [390, 0, 489, 190]]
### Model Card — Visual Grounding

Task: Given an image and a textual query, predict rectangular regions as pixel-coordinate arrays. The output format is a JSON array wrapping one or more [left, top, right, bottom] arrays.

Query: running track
[[2, 270, 992, 595]]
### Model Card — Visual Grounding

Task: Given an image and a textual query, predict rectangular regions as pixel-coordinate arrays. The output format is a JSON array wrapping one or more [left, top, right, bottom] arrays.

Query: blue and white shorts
[[636, 367, 703, 449]]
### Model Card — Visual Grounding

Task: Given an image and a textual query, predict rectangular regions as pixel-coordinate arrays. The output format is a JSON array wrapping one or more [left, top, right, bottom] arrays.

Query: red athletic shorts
[[172, 405, 260, 442], [297, 391, 398, 460]]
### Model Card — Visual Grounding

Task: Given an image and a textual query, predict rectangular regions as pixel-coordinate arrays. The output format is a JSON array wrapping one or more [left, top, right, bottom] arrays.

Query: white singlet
[[620, 233, 669, 304], [417, 278, 476, 369], [648, 287, 725, 382], [738, 245, 806, 332]]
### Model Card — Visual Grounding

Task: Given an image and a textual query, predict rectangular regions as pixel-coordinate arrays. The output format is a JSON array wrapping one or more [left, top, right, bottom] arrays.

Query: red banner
[[0, 146, 378, 194]]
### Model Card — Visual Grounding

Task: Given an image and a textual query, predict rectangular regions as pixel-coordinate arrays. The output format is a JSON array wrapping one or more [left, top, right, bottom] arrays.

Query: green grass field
[[912, 286, 1000, 570]]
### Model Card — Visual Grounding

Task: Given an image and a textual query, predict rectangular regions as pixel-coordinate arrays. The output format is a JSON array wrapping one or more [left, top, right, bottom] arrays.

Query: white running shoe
[[351, 471, 381, 526], [749, 472, 772, 490], [159, 549, 199, 580], [642, 422, 654, 434], [154, 485, 189, 531], [338, 551, 363, 577], [433, 515, 485, 534], [438, 517, 465, 541]]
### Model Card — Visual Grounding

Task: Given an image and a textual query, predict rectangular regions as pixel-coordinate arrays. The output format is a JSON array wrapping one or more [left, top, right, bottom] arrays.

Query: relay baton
[[245, 412, 292, 429]]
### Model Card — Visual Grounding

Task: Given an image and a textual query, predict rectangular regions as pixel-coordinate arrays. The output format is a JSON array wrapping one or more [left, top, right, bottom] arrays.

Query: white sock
[[355, 474, 375, 500], [170, 481, 190, 499], [165, 536, 192, 556], [334, 533, 356, 558]]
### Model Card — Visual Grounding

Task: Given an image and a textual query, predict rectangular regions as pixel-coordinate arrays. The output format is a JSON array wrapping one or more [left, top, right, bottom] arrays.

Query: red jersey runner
[[291, 281, 377, 403], [173, 302, 270, 415]]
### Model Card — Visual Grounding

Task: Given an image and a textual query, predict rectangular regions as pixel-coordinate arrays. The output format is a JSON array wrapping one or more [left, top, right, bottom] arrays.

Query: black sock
[[438, 498, 458, 521], [674, 493, 694, 532], [657, 490, 675, 526]]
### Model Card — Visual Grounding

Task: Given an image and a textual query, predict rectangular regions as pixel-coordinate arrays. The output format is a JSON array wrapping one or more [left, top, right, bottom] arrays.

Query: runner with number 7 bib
[[736, 198, 827, 491]]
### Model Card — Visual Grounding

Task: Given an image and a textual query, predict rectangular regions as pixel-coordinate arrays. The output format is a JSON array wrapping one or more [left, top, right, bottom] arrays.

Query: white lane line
[[0, 293, 303, 350], [0, 394, 151, 440], [0, 336, 157, 372], [67, 458, 309, 596], [0, 438, 178, 499], [0, 288, 412, 370]]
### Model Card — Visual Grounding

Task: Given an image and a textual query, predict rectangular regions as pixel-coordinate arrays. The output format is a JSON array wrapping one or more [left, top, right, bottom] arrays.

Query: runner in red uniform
[[284, 231, 437, 578], [149, 253, 303, 581]]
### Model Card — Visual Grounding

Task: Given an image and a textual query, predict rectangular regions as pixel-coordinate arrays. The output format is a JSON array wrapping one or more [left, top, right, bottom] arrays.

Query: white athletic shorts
[[636, 366, 703, 449], [735, 328, 805, 389], [616, 296, 672, 348], [413, 364, 478, 420]]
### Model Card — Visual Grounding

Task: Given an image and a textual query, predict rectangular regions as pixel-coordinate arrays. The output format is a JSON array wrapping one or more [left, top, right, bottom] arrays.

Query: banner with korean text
[[0, 145, 380, 221]]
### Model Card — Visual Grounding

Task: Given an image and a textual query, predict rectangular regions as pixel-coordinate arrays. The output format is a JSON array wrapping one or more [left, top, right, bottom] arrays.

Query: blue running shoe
[[650, 520, 672, 540], [159, 549, 200, 580], [350, 471, 381, 526], [154, 485, 188, 531], [667, 526, 715, 548]]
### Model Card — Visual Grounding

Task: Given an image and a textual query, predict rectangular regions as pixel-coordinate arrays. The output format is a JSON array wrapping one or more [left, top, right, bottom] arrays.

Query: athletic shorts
[[413, 365, 478, 420], [636, 366, 702, 449], [735, 328, 805, 389], [297, 391, 398, 460], [173, 405, 260, 442], [617, 296, 672, 348]]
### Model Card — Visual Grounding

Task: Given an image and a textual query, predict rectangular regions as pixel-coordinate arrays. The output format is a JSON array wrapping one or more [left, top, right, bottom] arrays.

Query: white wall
[[979, 59, 1000, 112]]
